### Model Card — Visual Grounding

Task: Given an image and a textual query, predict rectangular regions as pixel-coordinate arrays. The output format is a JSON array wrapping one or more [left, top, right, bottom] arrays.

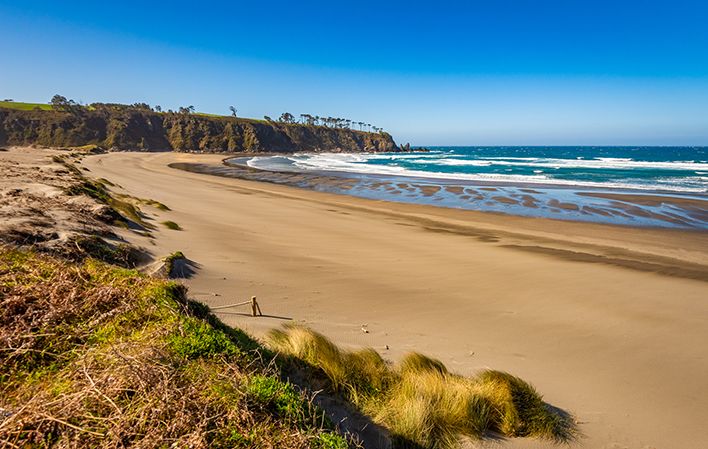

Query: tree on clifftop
[[50, 94, 80, 112], [300, 114, 317, 126], [279, 112, 295, 124], [50, 94, 69, 108]]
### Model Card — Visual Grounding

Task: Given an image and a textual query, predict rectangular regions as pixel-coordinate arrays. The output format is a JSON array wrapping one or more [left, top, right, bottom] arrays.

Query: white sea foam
[[407, 157, 708, 171], [245, 153, 708, 193], [408, 159, 494, 166]]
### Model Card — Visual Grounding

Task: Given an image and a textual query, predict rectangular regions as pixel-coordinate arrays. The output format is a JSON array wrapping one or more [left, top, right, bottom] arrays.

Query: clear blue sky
[[1, 0, 707, 145]]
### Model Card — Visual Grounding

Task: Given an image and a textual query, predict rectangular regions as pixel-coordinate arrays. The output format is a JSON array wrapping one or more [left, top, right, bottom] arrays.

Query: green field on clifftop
[[0, 101, 53, 111]]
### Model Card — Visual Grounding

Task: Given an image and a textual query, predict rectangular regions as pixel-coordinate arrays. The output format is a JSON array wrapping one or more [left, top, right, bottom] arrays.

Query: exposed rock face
[[0, 108, 398, 153]]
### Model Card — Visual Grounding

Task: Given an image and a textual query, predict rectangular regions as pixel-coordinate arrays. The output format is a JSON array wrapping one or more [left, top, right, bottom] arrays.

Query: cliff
[[0, 107, 398, 153]]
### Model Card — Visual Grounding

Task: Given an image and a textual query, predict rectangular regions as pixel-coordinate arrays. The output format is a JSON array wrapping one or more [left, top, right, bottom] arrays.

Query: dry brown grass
[[0, 248, 350, 448], [269, 325, 578, 448]]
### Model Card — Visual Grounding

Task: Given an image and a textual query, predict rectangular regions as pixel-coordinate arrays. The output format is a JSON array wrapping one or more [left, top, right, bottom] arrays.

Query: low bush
[[168, 315, 241, 359]]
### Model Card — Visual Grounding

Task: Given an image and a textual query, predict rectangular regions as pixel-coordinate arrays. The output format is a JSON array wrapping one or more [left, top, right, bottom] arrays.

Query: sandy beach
[[81, 151, 708, 449]]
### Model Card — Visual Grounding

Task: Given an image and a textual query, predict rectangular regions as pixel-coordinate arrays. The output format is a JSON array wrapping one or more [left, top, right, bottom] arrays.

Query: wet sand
[[219, 157, 708, 229], [83, 151, 708, 449]]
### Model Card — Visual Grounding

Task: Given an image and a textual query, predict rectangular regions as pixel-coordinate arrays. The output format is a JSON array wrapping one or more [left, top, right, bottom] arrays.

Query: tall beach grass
[[269, 325, 577, 448]]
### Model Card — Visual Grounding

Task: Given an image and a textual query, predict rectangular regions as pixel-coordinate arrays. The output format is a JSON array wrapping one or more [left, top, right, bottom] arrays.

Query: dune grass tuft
[[399, 352, 448, 376], [58, 159, 165, 231], [269, 325, 393, 404], [270, 325, 350, 390], [142, 198, 170, 211], [375, 370, 489, 448], [162, 220, 181, 230], [472, 370, 575, 441], [268, 325, 577, 448], [63, 175, 153, 230], [163, 250, 186, 272]]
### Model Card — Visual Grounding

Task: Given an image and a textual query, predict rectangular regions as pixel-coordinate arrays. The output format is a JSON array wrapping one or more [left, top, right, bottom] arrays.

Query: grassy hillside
[[0, 248, 349, 448], [0, 103, 398, 153], [0, 101, 53, 111], [0, 101, 258, 119]]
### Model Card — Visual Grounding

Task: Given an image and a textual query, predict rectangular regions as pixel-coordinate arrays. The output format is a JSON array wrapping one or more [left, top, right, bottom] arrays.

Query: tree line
[[47, 96, 385, 134], [247, 108, 385, 134], [289, 113, 383, 133]]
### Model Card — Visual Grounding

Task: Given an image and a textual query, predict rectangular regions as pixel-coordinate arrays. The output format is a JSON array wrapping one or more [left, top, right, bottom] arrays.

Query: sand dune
[[83, 151, 708, 449]]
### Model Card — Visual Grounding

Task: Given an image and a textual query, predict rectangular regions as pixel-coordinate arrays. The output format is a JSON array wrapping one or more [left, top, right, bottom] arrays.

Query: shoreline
[[81, 150, 708, 449], [209, 155, 708, 230], [230, 154, 708, 196], [169, 159, 708, 279]]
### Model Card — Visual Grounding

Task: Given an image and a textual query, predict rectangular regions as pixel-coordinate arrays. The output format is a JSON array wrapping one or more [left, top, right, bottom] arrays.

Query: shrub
[[168, 316, 240, 359], [312, 432, 349, 449], [244, 375, 323, 427]]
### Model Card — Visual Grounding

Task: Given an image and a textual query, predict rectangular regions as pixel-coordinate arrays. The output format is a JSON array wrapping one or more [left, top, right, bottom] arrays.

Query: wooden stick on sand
[[209, 296, 263, 317]]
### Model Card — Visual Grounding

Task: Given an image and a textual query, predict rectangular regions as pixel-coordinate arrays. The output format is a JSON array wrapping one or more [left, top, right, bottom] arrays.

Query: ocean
[[256, 146, 708, 193], [235, 146, 708, 229]]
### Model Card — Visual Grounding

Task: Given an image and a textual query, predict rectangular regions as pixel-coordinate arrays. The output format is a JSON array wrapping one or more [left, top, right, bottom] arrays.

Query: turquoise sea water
[[252, 146, 708, 193], [235, 147, 708, 229]]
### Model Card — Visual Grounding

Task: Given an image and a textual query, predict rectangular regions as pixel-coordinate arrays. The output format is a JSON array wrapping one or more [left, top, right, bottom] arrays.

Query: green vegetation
[[164, 250, 186, 267], [168, 315, 241, 359], [160, 251, 188, 279], [64, 178, 152, 230], [269, 325, 577, 448], [66, 179, 112, 203], [244, 375, 326, 427], [59, 157, 169, 231], [0, 248, 348, 448], [295, 113, 384, 133], [96, 177, 115, 186], [0, 97, 387, 133], [56, 157, 153, 235], [0, 96, 397, 152], [0, 244, 575, 448], [0, 100, 53, 111], [162, 220, 181, 230], [68, 143, 104, 153], [0, 145, 575, 448], [64, 234, 140, 267]]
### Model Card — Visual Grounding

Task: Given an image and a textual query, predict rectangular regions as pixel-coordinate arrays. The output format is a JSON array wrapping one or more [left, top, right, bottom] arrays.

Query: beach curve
[[83, 151, 708, 449]]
